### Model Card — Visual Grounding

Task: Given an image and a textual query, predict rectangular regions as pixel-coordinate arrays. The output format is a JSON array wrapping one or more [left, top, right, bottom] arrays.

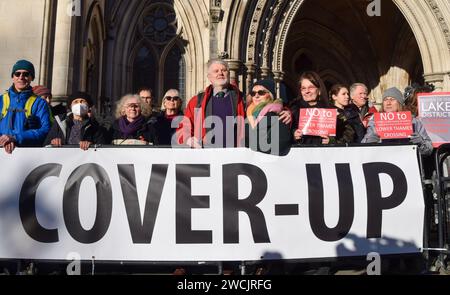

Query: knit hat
[[253, 79, 276, 99], [11, 59, 35, 79], [32, 85, 52, 97], [382, 87, 405, 105], [67, 92, 94, 107]]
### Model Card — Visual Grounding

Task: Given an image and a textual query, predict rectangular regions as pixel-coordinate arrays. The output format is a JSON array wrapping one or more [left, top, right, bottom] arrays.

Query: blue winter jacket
[[0, 86, 51, 146]]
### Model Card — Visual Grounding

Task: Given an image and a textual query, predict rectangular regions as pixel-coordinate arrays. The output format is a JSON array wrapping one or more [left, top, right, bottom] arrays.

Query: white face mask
[[71, 103, 89, 117]]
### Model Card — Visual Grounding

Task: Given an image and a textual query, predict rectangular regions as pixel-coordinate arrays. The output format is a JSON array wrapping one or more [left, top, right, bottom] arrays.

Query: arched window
[[164, 45, 185, 98], [131, 2, 185, 104], [133, 46, 157, 94]]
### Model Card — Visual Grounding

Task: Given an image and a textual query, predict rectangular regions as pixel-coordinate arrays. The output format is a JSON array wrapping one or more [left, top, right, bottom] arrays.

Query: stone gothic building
[[0, 0, 449, 114]]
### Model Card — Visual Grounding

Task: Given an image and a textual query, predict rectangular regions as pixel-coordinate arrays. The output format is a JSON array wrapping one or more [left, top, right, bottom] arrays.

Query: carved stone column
[[39, 0, 56, 87], [51, 0, 74, 103], [273, 70, 285, 100], [226, 59, 243, 88], [260, 67, 271, 79], [245, 63, 256, 94], [424, 72, 446, 91], [210, 2, 223, 59]]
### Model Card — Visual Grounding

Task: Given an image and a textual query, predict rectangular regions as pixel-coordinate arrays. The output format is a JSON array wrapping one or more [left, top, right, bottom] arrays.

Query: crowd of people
[[0, 58, 434, 156]]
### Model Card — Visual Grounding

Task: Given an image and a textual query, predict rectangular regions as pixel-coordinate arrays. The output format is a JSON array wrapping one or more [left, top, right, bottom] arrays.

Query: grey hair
[[115, 94, 151, 119], [349, 83, 368, 97], [207, 59, 230, 73], [161, 89, 183, 111]]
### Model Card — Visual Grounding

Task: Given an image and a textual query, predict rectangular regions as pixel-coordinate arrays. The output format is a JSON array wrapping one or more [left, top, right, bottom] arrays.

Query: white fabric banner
[[0, 146, 424, 261]]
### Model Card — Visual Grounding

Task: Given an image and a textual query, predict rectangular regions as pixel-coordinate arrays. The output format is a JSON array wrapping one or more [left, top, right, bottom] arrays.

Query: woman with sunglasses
[[289, 71, 330, 145], [110, 94, 156, 145], [245, 79, 291, 155], [152, 89, 184, 146]]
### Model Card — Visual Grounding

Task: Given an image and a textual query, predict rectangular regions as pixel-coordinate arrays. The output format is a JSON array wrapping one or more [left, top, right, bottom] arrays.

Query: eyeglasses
[[126, 103, 140, 109], [250, 90, 269, 97], [300, 86, 317, 92], [165, 96, 180, 102], [13, 71, 30, 78]]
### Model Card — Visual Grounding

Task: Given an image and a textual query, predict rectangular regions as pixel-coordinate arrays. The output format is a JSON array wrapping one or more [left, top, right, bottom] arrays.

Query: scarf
[[119, 115, 145, 137], [247, 99, 284, 128]]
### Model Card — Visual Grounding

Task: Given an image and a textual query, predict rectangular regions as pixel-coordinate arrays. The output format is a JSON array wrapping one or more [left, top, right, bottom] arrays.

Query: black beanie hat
[[253, 79, 276, 99], [67, 92, 94, 107]]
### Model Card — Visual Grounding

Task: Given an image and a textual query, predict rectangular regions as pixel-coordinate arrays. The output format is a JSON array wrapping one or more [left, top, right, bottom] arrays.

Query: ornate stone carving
[[218, 51, 229, 59], [272, 0, 305, 72], [139, 4, 177, 45], [247, 0, 267, 63], [425, 0, 450, 50], [210, 6, 223, 23], [272, 70, 284, 82], [262, 0, 286, 70]]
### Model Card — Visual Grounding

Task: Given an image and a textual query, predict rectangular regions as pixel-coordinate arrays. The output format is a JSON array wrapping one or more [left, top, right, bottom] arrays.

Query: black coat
[[333, 107, 356, 144], [342, 106, 366, 143], [109, 117, 157, 144], [245, 112, 291, 156], [151, 111, 183, 146], [44, 113, 107, 146]]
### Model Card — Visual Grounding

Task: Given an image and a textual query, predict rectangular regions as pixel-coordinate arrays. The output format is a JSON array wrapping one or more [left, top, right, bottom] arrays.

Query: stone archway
[[277, 0, 424, 104], [271, 0, 450, 101], [393, 0, 450, 90], [82, 1, 106, 111]]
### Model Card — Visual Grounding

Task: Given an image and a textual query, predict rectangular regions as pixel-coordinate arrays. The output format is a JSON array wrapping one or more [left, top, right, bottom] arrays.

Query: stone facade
[[0, 0, 449, 113], [0, 0, 47, 89]]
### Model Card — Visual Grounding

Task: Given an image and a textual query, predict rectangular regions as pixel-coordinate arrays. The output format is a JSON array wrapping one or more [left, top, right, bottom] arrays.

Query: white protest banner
[[0, 146, 423, 261], [418, 92, 450, 147]]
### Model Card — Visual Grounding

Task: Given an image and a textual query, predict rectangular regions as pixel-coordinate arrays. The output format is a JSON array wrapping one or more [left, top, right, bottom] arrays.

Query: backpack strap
[[1, 92, 38, 119], [24, 94, 38, 118], [1, 92, 10, 119]]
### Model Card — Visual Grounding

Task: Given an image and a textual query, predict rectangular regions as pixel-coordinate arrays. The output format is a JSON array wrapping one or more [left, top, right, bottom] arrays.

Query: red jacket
[[177, 84, 246, 146]]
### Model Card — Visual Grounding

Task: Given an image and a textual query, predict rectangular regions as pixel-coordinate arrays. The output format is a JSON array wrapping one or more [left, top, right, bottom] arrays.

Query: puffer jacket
[[0, 85, 51, 146]]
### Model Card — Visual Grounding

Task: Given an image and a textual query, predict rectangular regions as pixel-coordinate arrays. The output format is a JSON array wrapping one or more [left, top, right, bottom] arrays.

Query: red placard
[[374, 111, 413, 139], [299, 108, 337, 136], [417, 92, 450, 147]]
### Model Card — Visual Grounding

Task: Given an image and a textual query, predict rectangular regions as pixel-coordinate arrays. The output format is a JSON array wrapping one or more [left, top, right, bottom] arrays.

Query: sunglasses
[[250, 90, 269, 97], [13, 71, 30, 78], [165, 96, 180, 101]]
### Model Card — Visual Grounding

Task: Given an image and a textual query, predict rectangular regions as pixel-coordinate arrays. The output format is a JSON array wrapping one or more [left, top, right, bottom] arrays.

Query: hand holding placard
[[374, 111, 413, 139], [299, 108, 337, 137]]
